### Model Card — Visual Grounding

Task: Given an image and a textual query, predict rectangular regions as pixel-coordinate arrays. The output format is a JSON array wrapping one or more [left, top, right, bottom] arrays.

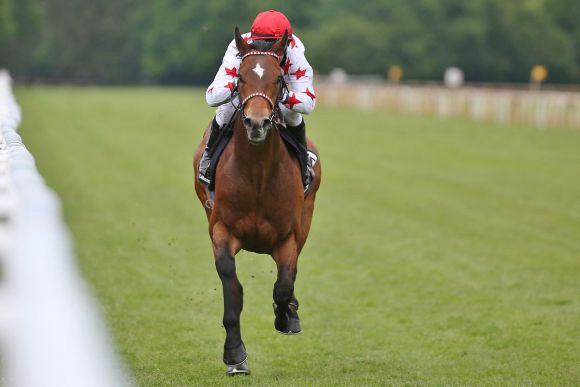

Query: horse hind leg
[[213, 236, 250, 375], [272, 238, 301, 335]]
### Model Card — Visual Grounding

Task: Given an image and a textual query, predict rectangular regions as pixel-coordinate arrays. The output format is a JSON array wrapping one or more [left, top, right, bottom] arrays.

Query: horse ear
[[234, 26, 250, 56], [271, 30, 289, 57]]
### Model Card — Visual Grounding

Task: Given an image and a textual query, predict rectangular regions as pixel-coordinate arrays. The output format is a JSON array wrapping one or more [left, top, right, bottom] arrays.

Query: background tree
[[0, 0, 43, 74], [1, 0, 579, 84]]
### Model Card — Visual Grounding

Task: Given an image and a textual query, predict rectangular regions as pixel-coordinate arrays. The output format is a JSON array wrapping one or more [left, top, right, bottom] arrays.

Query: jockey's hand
[[280, 88, 289, 104]]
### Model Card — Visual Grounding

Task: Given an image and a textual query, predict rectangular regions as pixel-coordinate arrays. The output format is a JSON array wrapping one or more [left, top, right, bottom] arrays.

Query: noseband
[[240, 92, 275, 110], [234, 51, 288, 124]]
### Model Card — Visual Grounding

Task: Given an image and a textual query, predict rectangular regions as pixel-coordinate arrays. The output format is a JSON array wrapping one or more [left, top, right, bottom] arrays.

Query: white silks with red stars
[[206, 32, 316, 120]]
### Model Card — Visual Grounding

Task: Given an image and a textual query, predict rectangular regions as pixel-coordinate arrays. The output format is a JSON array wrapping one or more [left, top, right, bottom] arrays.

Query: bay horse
[[193, 28, 322, 375]]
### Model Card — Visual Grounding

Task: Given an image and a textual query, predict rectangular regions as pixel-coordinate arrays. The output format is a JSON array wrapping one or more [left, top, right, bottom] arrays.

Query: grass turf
[[16, 86, 580, 386]]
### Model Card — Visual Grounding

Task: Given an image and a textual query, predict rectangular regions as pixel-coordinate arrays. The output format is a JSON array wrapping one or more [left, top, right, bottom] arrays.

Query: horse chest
[[216, 196, 296, 251], [238, 216, 282, 244], [236, 207, 294, 239], [213, 144, 302, 251]]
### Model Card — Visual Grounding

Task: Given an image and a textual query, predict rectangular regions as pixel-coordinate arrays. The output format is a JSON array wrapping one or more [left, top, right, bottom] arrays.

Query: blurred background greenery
[[1, 0, 579, 84]]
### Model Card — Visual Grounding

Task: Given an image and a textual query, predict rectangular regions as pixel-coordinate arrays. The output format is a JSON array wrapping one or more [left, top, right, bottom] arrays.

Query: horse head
[[234, 27, 288, 145]]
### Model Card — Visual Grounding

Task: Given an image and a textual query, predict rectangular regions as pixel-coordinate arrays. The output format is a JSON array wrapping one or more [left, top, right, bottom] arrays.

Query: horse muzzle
[[243, 117, 272, 145]]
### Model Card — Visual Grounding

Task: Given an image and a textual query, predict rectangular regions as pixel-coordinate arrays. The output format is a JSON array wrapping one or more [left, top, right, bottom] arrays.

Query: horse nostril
[[243, 118, 252, 128], [262, 118, 272, 130]]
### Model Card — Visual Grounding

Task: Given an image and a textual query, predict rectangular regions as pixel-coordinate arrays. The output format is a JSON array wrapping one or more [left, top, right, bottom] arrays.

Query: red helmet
[[250, 10, 293, 41]]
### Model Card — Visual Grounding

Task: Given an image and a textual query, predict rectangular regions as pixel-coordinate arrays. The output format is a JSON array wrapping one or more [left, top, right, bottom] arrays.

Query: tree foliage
[[0, 0, 43, 72], [0, 0, 578, 84]]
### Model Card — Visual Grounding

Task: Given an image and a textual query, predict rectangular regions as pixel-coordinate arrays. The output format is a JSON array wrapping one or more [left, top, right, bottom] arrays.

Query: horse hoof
[[223, 342, 247, 366], [273, 303, 302, 334], [276, 316, 302, 335], [226, 359, 250, 376]]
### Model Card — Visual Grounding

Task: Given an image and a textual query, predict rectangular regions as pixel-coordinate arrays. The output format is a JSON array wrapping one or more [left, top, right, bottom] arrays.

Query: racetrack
[[17, 86, 580, 386]]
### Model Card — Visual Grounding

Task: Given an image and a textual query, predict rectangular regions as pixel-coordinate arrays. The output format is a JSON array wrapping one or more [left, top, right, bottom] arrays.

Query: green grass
[[16, 86, 580, 386]]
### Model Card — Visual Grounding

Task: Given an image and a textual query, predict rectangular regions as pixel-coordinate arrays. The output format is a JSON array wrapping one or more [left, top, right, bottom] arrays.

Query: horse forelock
[[249, 39, 276, 52]]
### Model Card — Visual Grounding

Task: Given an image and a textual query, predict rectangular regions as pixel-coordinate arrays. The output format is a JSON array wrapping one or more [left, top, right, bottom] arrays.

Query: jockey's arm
[[206, 34, 316, 113], [281, 36, 316, 115], [206, 38, 242, 107]]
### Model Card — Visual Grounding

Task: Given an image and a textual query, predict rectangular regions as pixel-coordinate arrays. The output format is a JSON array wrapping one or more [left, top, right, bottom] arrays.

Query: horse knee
[[215, 250, 236, 279], [223, 315, 240, 329]]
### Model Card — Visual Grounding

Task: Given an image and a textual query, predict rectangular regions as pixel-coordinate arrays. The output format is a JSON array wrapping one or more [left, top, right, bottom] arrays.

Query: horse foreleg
[[212, 226, 248, 375], [272, 236, 301, 334]]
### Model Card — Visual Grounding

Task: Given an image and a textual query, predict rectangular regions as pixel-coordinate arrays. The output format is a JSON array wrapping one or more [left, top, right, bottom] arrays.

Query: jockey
[[199, 10, 316, 189]]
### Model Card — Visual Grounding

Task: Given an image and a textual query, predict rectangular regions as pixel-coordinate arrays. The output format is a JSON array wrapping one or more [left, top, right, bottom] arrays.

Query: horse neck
[[232, 115, 286, 183]]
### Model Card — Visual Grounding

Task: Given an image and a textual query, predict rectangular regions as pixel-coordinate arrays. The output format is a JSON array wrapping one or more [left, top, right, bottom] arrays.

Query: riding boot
[[287, 119, 314, 191], [198, 117, 221, 185]]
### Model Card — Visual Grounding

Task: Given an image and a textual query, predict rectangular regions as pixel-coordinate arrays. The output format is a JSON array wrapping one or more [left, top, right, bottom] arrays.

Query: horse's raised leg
[[212, 224, 249, 375], [272, 237, 301, 334]]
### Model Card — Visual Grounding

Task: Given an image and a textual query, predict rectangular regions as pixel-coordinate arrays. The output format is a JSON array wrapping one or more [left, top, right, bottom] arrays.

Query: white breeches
[[215, 102, 303, 127]]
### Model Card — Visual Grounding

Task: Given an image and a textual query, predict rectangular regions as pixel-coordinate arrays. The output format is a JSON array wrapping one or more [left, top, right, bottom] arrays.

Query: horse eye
[[238, 77, 245, 84]]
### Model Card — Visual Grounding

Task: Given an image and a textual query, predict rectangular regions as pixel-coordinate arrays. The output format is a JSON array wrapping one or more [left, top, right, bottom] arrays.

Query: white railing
[[0, 70, 130, 387], [315, 81, 580, 129]]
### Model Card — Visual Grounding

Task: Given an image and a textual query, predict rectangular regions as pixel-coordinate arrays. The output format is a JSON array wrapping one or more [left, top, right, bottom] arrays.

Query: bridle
[[231, 51, 289, 125]]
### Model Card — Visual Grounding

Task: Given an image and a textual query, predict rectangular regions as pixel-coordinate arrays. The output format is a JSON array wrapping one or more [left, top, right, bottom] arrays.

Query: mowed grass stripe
[[17, 86, 580, 386]]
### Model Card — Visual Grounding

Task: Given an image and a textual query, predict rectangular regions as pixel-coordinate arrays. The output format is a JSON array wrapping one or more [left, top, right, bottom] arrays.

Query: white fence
[[0, 70, 130, 387], [315, 81, 580, 129]]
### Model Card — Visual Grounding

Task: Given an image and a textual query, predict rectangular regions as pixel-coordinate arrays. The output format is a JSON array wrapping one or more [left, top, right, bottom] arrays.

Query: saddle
[[205, 121, 314, 193]]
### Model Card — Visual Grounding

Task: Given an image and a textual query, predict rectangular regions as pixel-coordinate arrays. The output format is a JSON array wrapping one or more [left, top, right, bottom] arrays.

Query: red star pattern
[[208, 86, 214, 94], [286, 93, 301, 109], [225, 67, 237, 77], [292, 68, 306, 80], [305, 88, 316, 100], [225, 82, 235, 91], [243, 35, 250, 43], [282, 59, 292, 75]]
